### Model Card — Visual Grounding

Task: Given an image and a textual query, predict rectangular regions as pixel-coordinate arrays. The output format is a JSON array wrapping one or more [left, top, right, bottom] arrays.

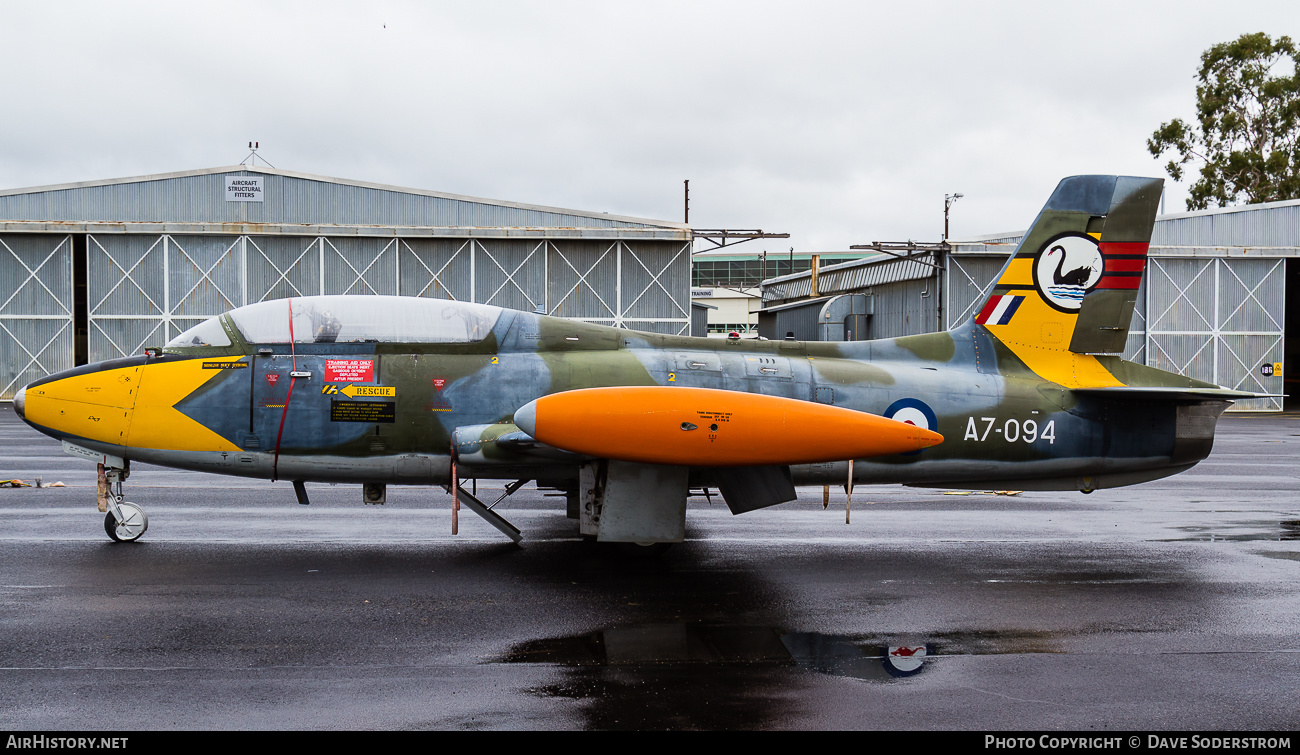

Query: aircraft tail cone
[[513, 387, 943, 467]]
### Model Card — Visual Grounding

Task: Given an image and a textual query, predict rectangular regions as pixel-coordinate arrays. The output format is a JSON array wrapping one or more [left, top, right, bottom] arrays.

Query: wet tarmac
[[0, 410, 1298, 730]]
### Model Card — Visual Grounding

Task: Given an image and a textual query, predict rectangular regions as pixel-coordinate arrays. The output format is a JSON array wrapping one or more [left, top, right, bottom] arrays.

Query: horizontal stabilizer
[[1072, 386, 1282, 401], [514, 386, 944, 466]]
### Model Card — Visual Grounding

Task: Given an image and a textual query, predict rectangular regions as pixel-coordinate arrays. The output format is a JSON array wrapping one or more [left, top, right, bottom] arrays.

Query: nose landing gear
[[98, 461, 147, 543], [105, 502, 148, 542]]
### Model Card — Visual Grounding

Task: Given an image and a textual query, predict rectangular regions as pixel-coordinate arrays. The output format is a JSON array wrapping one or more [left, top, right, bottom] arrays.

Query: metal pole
[[684, 180, 689, 224], [944, 193, 964, 241]]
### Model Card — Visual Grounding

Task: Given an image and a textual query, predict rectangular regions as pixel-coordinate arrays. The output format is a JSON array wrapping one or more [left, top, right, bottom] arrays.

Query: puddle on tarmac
[[1157, 519, 1300, 542], [500, 625, 1068, 729], [499, 624, 1065, 683]]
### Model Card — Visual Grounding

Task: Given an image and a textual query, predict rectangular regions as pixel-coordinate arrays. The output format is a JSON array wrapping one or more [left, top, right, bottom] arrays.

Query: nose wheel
[[104, 503, 148, 542], [97, 461, 147, 543]]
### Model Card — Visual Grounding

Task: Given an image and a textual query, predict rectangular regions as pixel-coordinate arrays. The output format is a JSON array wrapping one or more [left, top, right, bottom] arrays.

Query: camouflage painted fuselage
[[17, 306, 1225, 493], [16, 174, 1243, 511]]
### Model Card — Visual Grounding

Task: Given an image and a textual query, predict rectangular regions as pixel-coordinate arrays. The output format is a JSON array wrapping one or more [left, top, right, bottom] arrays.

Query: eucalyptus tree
[[1149, 32, 1300, 210]]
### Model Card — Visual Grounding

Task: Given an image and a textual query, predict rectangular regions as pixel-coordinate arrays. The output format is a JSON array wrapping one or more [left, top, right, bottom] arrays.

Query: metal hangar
[[761, 200, 1300, 411], [0, 166, 692, 399]]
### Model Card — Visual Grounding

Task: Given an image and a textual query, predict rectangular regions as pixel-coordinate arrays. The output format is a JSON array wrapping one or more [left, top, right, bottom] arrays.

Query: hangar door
[[945, 254, 1006, 328], [0, 234, 74, 400], [85, 233, 695, 364], [1146, 257, 1285, 411]]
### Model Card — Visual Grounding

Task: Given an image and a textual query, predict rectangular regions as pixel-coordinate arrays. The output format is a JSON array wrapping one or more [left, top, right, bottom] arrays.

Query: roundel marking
[[883, 398, 937, 456], [1033, 232, 1103, 312], [884, 645, 927, 677], [884, 398, 936, 430]]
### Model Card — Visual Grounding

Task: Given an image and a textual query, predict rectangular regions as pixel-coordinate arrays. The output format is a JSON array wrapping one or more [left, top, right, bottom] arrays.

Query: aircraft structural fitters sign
[[225, 176, 263, 202]]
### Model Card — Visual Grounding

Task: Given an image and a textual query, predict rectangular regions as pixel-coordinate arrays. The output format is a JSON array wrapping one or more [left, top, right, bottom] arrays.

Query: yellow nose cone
[[19, 363, 141, 447]]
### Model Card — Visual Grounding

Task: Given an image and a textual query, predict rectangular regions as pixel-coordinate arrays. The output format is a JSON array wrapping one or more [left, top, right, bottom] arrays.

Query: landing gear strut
[[98, 462, 147, 543]]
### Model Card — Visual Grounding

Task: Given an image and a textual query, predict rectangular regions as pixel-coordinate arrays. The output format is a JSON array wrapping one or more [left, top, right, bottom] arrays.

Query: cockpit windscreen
[[227, 296, 501, 345]]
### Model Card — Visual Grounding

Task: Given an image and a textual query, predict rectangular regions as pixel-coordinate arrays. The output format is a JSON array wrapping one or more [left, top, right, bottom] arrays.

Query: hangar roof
[[954, 197, 1300, 252], [760, 252, 937, 303], [762, 198, 1300, 304], [0, 165, 690, 240]]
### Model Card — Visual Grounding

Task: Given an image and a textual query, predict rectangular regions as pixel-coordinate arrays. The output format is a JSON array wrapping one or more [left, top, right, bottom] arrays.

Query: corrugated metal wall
[[0, 234, 73, 399], [758, 300, 825, 341], [398, 239, 473, 301], [71, 233, 694, 370], [1147, 257, 1285, 410], [621, 242, 691, 326], [870, 278, 939, 338], [1124, 275, 1148, 364], [1152, 201, 1300, 247], [944, 255, 1006, 328], [549, 241, 618, 319]]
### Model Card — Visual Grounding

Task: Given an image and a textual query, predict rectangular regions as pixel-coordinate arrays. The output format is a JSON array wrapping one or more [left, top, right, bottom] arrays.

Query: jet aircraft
[[13, 175, 1263, 547]]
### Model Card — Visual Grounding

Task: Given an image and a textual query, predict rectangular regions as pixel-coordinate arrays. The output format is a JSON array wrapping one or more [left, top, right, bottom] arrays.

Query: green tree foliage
[[1148, 33, 1300, 210]]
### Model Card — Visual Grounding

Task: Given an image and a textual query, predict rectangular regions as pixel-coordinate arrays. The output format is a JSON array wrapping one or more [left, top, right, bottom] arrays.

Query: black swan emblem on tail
[[1048, 245, 1094, 286]]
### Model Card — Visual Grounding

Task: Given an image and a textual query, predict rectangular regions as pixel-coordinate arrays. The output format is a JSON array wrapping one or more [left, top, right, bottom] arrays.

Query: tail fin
[[972, 175, 1162, 355]]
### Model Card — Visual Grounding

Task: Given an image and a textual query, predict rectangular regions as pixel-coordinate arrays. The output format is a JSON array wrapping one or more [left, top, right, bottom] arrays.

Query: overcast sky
[[2, 1, 1297, 250]]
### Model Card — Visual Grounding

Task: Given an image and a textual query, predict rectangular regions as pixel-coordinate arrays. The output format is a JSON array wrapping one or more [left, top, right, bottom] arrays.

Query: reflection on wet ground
[[500, 624, 928, 728], [1159, 518, 1300, 542], [502, 624, 1066, 674], [498, 623, 1076, 728]]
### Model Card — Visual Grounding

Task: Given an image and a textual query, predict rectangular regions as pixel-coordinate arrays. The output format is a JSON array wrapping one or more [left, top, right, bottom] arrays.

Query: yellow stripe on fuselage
[[127, 358, 244, 453]]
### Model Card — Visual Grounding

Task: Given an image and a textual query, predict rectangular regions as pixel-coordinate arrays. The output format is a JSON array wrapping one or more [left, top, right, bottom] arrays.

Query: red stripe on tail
[[1097, 242, 1149, 290]]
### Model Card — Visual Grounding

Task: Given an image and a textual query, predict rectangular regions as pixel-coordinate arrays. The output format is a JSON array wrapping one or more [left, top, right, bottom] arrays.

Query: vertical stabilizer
[[972, 175, 1162, 356]]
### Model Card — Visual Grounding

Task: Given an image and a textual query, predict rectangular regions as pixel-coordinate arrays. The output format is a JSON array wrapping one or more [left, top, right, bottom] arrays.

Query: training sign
[[225, 176, 264, 202], [325, 359, 374, 382]]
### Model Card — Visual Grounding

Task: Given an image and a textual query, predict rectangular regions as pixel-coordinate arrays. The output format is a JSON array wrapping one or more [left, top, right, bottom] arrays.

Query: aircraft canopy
[[166, 296, 501, 348]]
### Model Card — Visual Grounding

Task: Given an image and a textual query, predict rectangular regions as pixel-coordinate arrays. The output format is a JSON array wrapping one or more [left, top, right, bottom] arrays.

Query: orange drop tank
[[514, 386, 944, 466]]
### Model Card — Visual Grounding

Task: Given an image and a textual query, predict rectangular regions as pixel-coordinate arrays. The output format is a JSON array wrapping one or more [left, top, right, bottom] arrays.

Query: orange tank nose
[[514, 386, 943, 467]]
